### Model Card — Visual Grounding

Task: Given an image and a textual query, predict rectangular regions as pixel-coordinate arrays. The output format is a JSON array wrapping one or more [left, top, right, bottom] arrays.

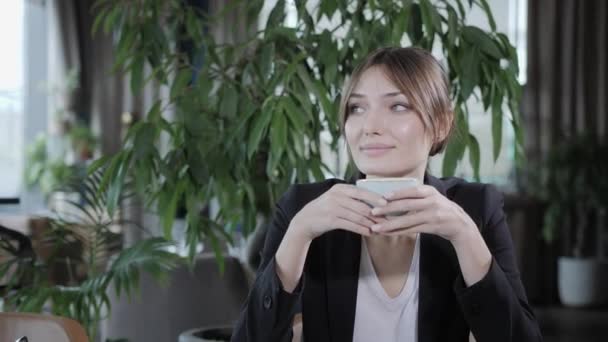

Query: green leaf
[[147, 100, 162, 123], [107, 151, 131, 217], [442, 109, 468, 176], [92, 6, 109, 34], [318, 0, 339, 20], [491, 92, 503, 161], [87, 155, 112, 175], [468, 134, 481, 181], [459, 46, 479, 101], [269, 110, 288, 172], [206, 229, 225, 275], [419, 0, 441, 37], [322, 48, 339, 85], [283, 95, 308, 133], [443, 137, 465, 177], [99, 152, 123, 194], [103, 7, 122, 34], [258, 43, 275, 83], [391, 9, 407, 45], [133, 123, 156, 159], [477, 0, 497, 31], [462, 26, 502, 59], [130, 57, 145, 94], [162, 181, 185, 240], [447, 6, 458, 47], [312, 79, 335, 126], [171, 68, 192, 100], [266, 0, 286, 28], [220, 84, 238, 118], [247, 102, 274, 159], [455, 0, 467, 17], [407, 3, 423, 44], [274, 110, 288, 147]]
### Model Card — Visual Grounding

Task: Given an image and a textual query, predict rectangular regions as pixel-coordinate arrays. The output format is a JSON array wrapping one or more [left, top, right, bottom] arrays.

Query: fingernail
[[371, 208, 380, 215], [378, 198, 388, 206], [371, 224, 381, 231]]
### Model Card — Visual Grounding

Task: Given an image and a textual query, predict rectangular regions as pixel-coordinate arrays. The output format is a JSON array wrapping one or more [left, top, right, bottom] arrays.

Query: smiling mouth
[[360, 146, 395, 156]]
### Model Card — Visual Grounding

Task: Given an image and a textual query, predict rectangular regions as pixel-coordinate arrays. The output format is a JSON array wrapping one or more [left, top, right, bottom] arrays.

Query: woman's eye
[[392, 103, 409, 112], [348, 105, 364, 114]]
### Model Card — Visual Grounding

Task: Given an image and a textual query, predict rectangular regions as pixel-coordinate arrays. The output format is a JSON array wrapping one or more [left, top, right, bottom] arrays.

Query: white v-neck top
[[352, 235, 420, 342]]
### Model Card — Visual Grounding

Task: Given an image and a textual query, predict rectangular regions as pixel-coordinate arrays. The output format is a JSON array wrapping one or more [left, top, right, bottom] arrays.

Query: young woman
[[231, 47, 542, 342]]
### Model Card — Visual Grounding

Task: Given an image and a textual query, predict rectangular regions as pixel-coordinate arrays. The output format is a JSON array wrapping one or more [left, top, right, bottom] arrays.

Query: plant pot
[[558, 257, 608, 307], [179, 326, 233, 342]]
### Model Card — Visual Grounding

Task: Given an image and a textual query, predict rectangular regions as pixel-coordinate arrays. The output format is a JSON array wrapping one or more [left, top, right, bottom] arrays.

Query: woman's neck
[[365, 232, 417, 247]]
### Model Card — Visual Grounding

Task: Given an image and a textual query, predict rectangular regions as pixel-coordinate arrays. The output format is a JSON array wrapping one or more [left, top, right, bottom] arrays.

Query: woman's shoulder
[[431, 175, 501, 200]]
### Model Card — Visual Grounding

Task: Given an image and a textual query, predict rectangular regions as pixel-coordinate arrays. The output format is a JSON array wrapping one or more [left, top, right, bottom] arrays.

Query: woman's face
[[344, 66, 433, 178]]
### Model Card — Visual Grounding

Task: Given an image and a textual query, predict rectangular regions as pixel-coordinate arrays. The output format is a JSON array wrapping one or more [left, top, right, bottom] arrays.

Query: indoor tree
[[90, 0, 522, 263]]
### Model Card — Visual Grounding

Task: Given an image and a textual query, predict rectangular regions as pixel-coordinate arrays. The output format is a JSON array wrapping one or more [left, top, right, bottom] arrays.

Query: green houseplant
[[0, 171, 183, 340], [540, 134, 608, 307], [90, 0, 522, 263]]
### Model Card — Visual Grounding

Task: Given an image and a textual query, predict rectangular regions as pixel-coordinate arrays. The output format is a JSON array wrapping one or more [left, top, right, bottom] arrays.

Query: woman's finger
[[384, 185, 435, 201], [336, 204, 377, 228], [340, 195, 377, 216], [333, 217, 372, 236], [371, 197, 433, 216], [378, 223, 430, 236], [371, 210, 429, 233], [335, 184, 388, 207]]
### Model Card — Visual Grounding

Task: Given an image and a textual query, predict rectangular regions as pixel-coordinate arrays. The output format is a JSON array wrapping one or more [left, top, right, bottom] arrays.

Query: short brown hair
[[339, 47, 454, 156]]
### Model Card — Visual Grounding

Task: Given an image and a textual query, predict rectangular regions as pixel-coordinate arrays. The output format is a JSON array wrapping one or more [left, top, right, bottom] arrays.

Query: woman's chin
[[358, 168, 402, 178]]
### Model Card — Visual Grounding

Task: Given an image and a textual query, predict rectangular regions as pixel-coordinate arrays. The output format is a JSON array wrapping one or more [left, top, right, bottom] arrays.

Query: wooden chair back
[[0, 312, 88, 342]]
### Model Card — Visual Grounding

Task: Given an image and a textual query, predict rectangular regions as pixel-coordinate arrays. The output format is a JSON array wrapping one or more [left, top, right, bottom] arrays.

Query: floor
[[536, 306, 608, 342]]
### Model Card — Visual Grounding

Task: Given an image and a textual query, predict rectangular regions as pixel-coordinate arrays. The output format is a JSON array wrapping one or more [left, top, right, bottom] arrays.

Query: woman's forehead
[[350, 66, 408, 98]]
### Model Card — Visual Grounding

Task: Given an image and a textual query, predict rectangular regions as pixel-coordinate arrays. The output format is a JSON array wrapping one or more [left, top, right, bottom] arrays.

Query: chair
[[100, 254, 250, 342], [0, 312, 89, 342]]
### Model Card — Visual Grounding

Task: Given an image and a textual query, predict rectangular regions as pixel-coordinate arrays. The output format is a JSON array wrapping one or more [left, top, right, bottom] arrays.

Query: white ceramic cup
[[356, 177, 418, 216]]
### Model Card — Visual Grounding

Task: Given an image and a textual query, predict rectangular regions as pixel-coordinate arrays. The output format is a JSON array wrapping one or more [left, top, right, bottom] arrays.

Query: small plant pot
[[179, 326, 233, 342], [558, 257, 608, 307]]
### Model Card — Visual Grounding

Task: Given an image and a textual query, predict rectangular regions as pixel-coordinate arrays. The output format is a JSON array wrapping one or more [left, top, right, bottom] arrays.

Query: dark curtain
[[525, 0, 608, 159], [52, 0, 93, 123], [49, 0, 147, 156], [520, 0, 608, 305]]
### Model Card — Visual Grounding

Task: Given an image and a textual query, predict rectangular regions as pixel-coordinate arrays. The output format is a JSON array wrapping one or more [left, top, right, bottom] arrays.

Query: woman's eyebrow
[[349, 92, 405, 98], [382, 92, 406, 98]]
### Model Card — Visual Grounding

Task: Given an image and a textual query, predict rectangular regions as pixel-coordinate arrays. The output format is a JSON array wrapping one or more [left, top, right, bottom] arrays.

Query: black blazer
[[231, 175, 542, 342]]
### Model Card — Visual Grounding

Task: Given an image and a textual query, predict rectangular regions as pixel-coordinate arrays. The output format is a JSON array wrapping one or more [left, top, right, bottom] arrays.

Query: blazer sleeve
[[452, 184, 543, 342], [231, 186, 304, 342]]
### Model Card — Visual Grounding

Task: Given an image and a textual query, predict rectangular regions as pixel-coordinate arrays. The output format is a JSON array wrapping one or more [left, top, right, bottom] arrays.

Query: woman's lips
[[360, 146, 395, 157]]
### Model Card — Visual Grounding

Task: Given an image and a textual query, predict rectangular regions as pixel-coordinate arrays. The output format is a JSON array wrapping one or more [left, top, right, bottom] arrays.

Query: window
[[0, 1, 25, 201]]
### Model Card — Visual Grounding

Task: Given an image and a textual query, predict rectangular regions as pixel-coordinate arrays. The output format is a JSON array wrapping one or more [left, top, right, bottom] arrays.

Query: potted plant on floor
[[540, 134, 608, 307], [0, 171, 183, 340]]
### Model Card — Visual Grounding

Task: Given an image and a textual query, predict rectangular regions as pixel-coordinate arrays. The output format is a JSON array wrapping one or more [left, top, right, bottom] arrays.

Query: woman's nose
[[363, 111, 384, 135]]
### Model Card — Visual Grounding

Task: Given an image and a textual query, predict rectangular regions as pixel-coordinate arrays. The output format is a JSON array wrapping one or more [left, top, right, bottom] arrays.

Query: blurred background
[[0, 0, 606, 341]]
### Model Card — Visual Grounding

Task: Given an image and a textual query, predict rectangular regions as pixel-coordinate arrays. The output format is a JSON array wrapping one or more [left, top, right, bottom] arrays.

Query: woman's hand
[[290, 184, 389, 242], [369, 184, 477, 242], [369, 184, 493, 286]]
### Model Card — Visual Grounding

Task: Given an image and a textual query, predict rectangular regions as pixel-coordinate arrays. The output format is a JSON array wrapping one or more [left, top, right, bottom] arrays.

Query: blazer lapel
[[324, 231, 361, 342], [417, 234, 446, 342]]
